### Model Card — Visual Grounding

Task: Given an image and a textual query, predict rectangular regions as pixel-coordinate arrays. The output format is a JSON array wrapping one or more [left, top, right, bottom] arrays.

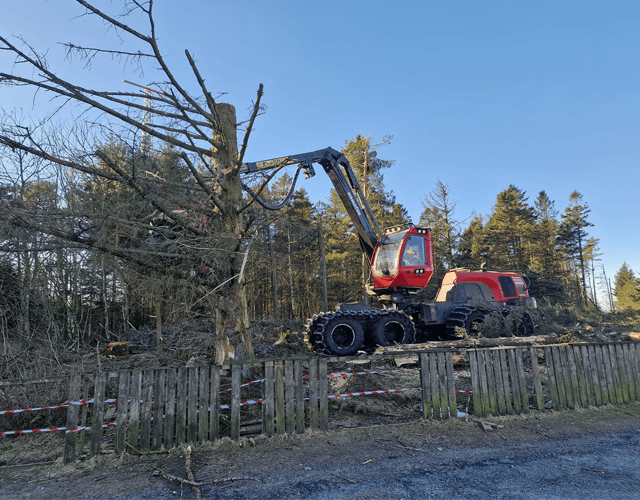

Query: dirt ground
[[1, 402, 640, 499]]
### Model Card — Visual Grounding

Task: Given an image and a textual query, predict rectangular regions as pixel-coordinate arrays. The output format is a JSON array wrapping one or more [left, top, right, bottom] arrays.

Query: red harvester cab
[[370, 224, 434, 294]]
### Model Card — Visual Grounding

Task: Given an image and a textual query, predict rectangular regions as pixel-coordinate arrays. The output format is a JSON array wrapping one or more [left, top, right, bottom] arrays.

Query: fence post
[[64, 374, 82, 463]]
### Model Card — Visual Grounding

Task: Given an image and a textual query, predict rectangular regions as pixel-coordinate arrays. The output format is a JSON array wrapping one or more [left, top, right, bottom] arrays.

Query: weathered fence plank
[[594, 345, 610, 404], [90, 372, 107, 456], [437, 352, 449, 419], [308, 358, 319, 429], [514, 348, 529, 413], [319, 359, 328, 431], [429, 352, 441, 418], [198, 367, 210, 442], [78, 378, 91, 455], [467, 351, 483, 417], [621, 343, 637, 401], [587, 345, 602, 406], [604, 345, 620, 404], [558, 346, 574, 408], [263, 361, 274, 437], [209, 366, 220, 441], [507, 348, 521, 413], [615, 344, 630, 403], [477, 350, 491, 416], [284, 360, 295, 434], [140, 370, 154, 449], [485, 350, 500, 415], [566, 346, 581, 408], [274, 361, 285, 434], [446, 352, 457, 418], [231, 364, 241, 440], [187, 367, 199, 442], [498, 349, 512, 414], [175, 368, 188, 445], [577, 345, 594, 406], [544, 347, 560, 409], [128, 371, 142, 449], [115, 371, 130, 453], [64, 374, 82, 463], [164, 369, 177, 449], [151, 369, 166, 450], [420, 353, 434, 419], [529, 348, 544, 411], [294, 360, 305, 434]]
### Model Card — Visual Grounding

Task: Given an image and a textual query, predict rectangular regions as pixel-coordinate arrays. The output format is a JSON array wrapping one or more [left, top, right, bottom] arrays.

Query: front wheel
[[371, 313, 415, 347], [322, 316, 365, 356]]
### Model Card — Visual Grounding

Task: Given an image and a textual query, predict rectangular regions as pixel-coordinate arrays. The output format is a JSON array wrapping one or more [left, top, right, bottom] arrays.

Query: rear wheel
[[322, 316, 365, 356], [371, 313, 415, 347], [507, 310, 535, 337], [446, 307, 487, 338]]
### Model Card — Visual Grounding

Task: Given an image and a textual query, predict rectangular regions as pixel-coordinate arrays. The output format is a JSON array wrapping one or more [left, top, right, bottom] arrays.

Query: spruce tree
[[484, 185, 536, 270], [559, 191, 593, 306], [613, 263, 640, 310]]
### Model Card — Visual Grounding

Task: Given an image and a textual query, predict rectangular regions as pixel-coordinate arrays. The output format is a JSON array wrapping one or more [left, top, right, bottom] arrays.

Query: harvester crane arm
[[241, 147, 383, 261]]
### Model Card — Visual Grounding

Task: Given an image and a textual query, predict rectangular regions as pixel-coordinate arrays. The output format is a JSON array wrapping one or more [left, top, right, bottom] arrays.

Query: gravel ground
[[2, 403, 639, 500]]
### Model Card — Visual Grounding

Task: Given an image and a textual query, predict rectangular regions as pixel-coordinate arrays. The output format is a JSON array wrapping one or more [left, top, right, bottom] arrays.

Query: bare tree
[[0, 1, 272, 360]]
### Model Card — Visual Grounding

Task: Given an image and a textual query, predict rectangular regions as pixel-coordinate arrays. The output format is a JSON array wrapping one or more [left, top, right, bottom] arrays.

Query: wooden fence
[[2, 342, 639, 464]]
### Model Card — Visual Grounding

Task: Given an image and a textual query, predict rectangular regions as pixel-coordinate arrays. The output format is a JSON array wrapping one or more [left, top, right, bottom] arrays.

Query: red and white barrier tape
[[0, 404, 69, 415]]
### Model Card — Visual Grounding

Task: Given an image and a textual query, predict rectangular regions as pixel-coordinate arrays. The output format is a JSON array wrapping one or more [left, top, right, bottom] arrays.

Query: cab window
[[400, 235, 426, 266]]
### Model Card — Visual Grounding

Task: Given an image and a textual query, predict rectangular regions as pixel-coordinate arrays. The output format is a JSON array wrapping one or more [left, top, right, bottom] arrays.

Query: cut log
[[375, 334, 559, 354]]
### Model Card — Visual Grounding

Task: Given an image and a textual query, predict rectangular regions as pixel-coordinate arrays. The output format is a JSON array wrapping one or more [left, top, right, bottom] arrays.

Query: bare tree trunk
[[211, 103, 254, 360]]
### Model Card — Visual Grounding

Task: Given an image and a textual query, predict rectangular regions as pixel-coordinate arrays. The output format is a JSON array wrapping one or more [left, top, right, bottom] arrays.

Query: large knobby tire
[[322, 316, 365, 356], [507, 310, 535, 337], [464, 310, 486, 337], [371, 313, 415, 347]]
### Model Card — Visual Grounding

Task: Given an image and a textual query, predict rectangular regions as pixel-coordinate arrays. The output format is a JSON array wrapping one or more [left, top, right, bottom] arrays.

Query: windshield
[[372, 230, 408, 278]]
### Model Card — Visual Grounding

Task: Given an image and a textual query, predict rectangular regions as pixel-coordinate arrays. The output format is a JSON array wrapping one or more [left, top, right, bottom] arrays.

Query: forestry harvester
[[242, 148, 537, 355]]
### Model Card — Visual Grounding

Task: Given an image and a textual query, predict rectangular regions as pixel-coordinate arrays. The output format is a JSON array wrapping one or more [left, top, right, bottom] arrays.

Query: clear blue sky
[[2, 1, 639, 303]]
